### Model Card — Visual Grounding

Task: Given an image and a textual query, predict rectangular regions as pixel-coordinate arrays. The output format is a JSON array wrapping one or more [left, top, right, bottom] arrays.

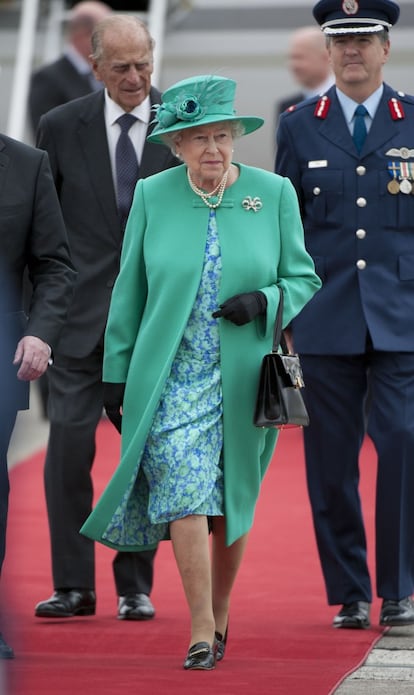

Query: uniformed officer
[[275, 0, 414, 629]]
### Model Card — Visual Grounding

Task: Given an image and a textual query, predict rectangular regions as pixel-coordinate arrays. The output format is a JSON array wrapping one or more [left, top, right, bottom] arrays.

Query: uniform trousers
[[44, 344, 155, 595], [300, 349, 414, 606]]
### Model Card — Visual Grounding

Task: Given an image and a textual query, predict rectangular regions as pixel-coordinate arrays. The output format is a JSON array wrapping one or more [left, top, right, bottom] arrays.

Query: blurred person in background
[[276, 25, 333, 118], [0, 133, 75, 659], [28, 1, 113, 135], [28, 1, 113, 419]]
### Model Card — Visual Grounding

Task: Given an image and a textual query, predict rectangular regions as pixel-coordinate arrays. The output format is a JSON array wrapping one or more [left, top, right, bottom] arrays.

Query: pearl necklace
[[187, 168, 229, 209]]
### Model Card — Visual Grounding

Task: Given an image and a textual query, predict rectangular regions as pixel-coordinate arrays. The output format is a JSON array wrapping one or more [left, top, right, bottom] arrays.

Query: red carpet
[[2, 423, 383, 694]]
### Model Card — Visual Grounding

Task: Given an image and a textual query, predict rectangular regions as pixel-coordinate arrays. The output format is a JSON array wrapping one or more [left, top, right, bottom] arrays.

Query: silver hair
[[161, 120, 246, 155], [91, 15, 155, 63]]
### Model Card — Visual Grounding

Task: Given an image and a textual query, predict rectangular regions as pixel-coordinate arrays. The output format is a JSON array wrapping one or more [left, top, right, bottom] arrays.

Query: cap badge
[[342, 0, 359, 16]]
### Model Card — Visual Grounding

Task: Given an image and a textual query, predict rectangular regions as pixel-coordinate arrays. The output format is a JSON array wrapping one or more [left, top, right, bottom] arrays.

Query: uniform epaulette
[[281, 95, 322, 117], [393, 90, 414, 106]]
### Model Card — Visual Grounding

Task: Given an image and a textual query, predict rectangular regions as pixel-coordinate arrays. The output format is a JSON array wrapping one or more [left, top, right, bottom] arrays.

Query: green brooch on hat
[[157, 96, 205, 126]]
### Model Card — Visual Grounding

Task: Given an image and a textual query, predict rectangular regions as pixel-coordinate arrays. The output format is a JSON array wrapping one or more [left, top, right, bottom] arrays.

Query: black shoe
[[214, 625, 228, 662], [117, 593, 155, 620], [0, 633, 14, 659], [183, 642, 216, 671], [34, 589, 96, 618], [333, 601, 370, 629], [380, 597, 414, 626]]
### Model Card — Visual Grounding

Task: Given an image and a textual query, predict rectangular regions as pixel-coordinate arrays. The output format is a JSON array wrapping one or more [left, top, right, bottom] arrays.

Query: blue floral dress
[[102, 210, 224, 547]]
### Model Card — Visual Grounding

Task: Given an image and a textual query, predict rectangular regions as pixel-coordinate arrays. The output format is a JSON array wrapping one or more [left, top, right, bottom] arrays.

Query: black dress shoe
[[183, 642, 215, 671], [380, 597, 414, 626], [333, 601, 370, 629], [117, 593, 155, 620], [35, 589, 96, 618], [214, 625, 228, 662], [0, 633, 14, 659]]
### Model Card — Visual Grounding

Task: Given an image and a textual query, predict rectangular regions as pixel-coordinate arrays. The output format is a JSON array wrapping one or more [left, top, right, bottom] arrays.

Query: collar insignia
[[314, 95, 331, 119], [388, 98, 405, 121]]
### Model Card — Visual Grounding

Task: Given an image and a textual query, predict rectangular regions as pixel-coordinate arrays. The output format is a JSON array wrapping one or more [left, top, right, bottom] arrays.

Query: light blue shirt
[[336, 84, 384, 135]]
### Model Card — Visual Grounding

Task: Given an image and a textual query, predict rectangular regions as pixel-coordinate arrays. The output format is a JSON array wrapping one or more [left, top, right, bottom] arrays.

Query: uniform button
[[356, 197, 367, 207], [356, 166, 366, 175], [356, 228, 366, 239], [313, 187, 321, 195], [356, 259, 366, 270]]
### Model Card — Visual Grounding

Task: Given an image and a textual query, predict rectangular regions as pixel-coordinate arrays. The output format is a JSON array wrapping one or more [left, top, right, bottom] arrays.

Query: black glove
[[212, 291, 267, 326], [103, 382, 125, 434]]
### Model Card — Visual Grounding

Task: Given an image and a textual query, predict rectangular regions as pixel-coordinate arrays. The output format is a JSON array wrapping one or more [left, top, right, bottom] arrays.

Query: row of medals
[[387, 177, 414, 195], [387, 161, 414, 195]]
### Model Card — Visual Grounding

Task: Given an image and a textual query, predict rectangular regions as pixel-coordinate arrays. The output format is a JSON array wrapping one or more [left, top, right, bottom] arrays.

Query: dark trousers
[[0, 407, 17, 573], [300, 350, 414, 605], [44, 345, 155, 595]]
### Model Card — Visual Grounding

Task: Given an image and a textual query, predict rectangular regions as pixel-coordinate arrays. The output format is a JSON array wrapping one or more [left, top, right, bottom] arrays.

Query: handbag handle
[[272, 287, 289, 354]]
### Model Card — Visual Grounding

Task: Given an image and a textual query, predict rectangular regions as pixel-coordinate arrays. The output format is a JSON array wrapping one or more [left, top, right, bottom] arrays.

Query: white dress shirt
[[104, 90, 151, 198]]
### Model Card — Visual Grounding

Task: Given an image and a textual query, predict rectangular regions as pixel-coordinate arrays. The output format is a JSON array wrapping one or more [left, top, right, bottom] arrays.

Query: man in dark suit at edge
[[34, 14, 179, 621], [0, 136, 75, 657]]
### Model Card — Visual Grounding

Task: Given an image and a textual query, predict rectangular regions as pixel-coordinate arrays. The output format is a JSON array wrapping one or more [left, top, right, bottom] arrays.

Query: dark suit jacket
[[28, 55, 95, 134], [0, 134, 75, 408], [36, 88, 178, 359]]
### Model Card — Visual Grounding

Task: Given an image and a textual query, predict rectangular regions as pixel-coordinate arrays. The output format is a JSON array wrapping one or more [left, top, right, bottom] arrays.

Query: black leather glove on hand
[[212, 291, 267, 326], [103, 382, 125, 434]]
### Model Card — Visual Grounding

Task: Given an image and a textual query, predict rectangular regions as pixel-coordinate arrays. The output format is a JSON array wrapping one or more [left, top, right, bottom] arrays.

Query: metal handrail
[[147, 0, 168, 87], [41, 0, 66, 65]]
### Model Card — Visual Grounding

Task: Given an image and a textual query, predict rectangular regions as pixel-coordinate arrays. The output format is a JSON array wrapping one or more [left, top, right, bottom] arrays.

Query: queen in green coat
[[81, 74, 321, 670]]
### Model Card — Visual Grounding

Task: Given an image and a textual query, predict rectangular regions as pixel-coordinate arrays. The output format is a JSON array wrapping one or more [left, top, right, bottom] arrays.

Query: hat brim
[[147, 114, 264, 144]]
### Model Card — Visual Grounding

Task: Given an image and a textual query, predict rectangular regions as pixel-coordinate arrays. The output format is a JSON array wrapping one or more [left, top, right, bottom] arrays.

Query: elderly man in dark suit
[[0, 135, 75, 658], [276, 0, 414, 629], [34, 14, 178, 621], [28, 1, 113, 134]]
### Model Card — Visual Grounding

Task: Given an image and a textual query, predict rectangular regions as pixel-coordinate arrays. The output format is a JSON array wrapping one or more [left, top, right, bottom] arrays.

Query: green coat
[[81, 163, 321, 549]]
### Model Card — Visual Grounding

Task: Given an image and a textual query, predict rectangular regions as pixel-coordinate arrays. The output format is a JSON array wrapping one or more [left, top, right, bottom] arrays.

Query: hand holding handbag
[[253, 288, 309, 429]]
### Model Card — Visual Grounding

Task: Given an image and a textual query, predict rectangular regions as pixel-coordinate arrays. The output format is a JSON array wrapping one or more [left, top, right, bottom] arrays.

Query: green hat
[[147, 74, 264, 144]]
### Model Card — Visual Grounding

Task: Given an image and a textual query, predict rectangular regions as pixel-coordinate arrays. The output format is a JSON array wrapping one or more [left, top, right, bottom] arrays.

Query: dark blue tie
[[353, 104, 368, 153], [116, 113, 139, 231]]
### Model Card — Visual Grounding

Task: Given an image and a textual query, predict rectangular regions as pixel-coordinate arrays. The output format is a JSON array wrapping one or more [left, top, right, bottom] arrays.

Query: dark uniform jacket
[[276, 83, 414, 355]]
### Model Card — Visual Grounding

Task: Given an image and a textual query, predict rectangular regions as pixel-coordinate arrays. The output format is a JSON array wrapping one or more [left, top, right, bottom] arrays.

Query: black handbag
[[253, 288, 309, 429]]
